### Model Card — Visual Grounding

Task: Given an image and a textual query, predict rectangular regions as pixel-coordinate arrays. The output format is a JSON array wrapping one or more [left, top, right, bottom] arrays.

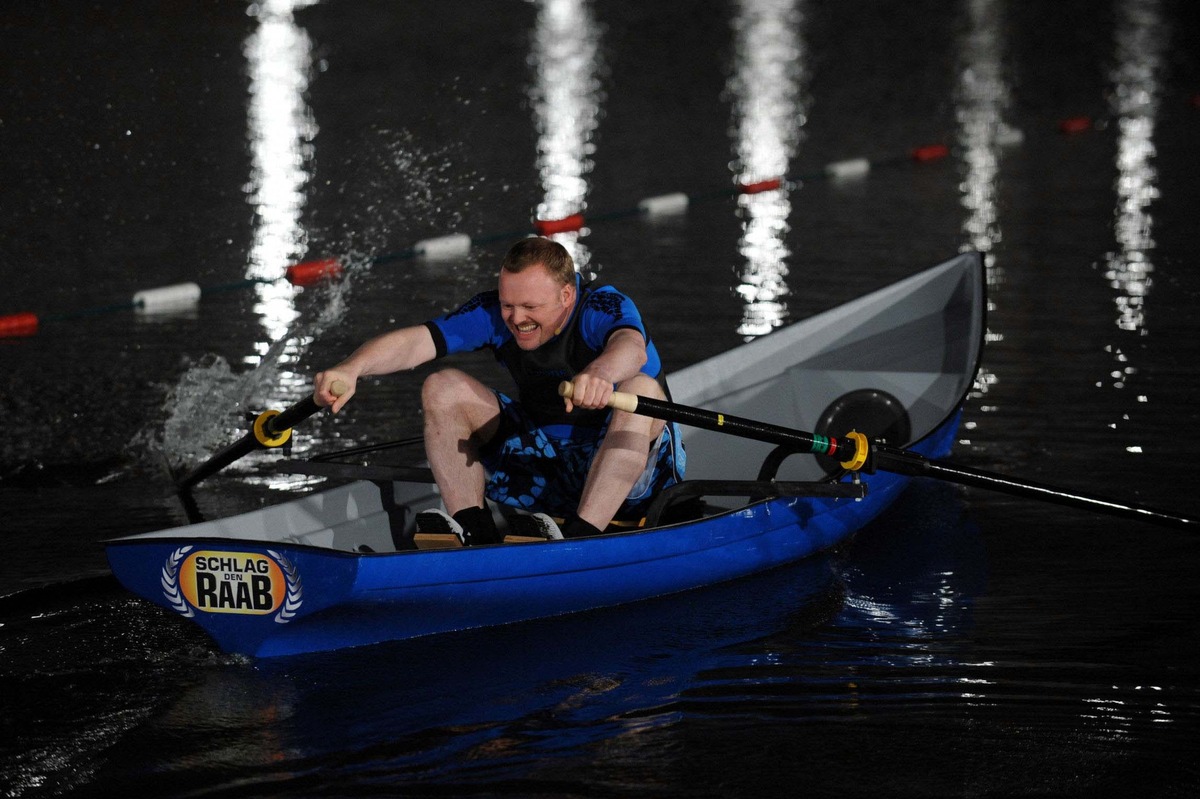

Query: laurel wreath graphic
[[268, 549, 303, 624], [161, 545, 195, 618]]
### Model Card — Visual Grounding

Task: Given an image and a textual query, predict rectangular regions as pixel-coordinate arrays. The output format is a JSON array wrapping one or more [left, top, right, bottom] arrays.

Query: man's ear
[[561, 281, 575, 306]]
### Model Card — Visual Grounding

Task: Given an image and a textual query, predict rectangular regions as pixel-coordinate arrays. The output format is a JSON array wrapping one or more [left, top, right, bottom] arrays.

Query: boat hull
[[105, 411, 959, 657]]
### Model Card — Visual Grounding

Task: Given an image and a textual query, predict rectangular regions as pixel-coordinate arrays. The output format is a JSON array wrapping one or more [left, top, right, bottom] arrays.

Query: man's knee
[[422, 369, 501, 440], [610, 375, 666, 437], [422, 368, 472, 410], [615, 373, 665, 401]]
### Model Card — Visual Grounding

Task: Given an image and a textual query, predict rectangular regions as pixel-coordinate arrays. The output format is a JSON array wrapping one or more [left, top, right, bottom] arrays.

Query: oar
[[176, 381, 346, 492], [559, 382, 1197, 532]]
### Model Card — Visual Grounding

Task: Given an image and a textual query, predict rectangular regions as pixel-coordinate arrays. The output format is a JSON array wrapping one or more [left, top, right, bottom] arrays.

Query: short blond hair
[[500, 237, 575, 285]]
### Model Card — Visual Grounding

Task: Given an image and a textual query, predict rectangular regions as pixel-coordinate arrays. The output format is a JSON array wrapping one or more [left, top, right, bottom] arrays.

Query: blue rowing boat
[[105, 253, 986, 658]]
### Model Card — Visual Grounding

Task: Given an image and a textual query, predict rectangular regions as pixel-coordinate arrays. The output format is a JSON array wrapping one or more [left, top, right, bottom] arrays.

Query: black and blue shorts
[[480, 392, 686, 525]]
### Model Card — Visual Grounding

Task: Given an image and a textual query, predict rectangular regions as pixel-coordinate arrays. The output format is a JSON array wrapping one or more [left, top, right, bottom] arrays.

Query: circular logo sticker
[[162, 548, 302, 622]]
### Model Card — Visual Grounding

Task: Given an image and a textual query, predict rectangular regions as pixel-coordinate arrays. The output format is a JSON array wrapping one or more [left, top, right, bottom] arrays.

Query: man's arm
[[314, 325, 438, 413], [564, 327, 648, 413]]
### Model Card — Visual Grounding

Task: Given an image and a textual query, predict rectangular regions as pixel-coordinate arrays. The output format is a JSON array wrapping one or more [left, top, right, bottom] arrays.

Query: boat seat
[[413, 533, 463, 550]]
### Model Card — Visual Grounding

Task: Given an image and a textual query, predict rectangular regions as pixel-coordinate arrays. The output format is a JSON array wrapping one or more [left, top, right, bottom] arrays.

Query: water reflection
[[242, 0, 322, 486], [1105, 0, 1164, 342], [953, 0, 1013, 268], [953, 0, 1014, 406], [244, 0, 318, 354], [728, 0, 805, 339], [529, 0, 604, 276], [152, 1, 324, 477]]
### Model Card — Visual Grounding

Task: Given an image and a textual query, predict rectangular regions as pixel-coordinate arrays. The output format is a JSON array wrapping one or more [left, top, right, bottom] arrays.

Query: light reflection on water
[[1103, 0, 1165, 454], [151, 1, 329, 482], [1105, 0, 1164, 339], [529, 0, 604, 276], [190, 0, 324, 488], [728, 0, 805, 339], [953, 0, 1015, 403], [244, 0, 318, 346], [954, 0, 1013, 267]]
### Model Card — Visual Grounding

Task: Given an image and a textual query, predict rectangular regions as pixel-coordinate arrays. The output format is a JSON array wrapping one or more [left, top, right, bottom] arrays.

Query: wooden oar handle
[[330, 379, 348, 397], [557, 381, 640, 413]]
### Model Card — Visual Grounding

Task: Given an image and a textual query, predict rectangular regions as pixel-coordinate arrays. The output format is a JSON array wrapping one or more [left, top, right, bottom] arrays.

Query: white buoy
[[638, 192, 690, 216], [416, 233, 472, 259], [824, 158, 872, 179], [996, 123, 1025, 147], [133, 282, 202, 314]]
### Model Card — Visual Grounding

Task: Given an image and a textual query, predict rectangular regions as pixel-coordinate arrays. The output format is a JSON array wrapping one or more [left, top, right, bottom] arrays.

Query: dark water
[[3, 0, 1200, 795]]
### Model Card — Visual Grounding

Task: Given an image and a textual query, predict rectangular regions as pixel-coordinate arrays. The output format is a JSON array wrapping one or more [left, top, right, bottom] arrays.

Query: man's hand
[[564, 328, 649, 412], [313, 370, 355, 414], [563, 370, 614, 413]]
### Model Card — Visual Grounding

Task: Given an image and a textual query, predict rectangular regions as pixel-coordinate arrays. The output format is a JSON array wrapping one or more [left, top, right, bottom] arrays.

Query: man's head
[[498, 238, 577, 350]]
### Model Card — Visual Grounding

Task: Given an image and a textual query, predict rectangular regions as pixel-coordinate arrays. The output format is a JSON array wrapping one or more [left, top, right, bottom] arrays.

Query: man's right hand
[[313, 371, 354, 414]]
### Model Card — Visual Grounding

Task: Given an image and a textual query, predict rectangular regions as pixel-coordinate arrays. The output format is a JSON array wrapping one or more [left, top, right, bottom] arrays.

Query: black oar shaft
[[877, 451, 1196, 531], [176, 436, 258, 492], [270, 395, 321, 431], [176, 395, 327, 492], [630, 395, 844, 456], [562, 382, 860, 462]]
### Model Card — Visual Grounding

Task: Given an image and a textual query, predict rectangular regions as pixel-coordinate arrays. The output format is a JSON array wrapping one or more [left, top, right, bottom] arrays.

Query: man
[[312, 237, 685, 545]]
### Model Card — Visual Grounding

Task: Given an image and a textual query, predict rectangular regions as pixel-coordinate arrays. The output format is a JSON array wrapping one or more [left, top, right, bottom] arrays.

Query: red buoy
[[0, 312, 39, 338], [1059, 116, 1093, 134], [286, 258, 343, 286], [534, 214, 585, 236], [739, 177, 783, 194], [910, 144, 950, 162]]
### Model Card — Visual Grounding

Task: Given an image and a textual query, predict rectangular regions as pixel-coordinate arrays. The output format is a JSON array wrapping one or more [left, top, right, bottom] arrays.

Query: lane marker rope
[[0, 139, 964, 337]]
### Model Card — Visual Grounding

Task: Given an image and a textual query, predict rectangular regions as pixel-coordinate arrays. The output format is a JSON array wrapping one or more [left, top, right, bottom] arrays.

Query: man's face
[[498, 264, 575, 350]]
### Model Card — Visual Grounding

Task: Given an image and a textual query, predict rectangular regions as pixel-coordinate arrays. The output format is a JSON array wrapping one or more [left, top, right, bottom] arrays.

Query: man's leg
[[421, 368, 501, 516], [573, 373, 667, 532]]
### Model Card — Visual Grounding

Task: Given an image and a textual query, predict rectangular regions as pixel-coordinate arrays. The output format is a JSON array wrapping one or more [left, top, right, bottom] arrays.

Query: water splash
[[326, 128, 475, 256], [133, 133, 469, 478], [158, 355, 252, 468], [133, 261, 364, 474]]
